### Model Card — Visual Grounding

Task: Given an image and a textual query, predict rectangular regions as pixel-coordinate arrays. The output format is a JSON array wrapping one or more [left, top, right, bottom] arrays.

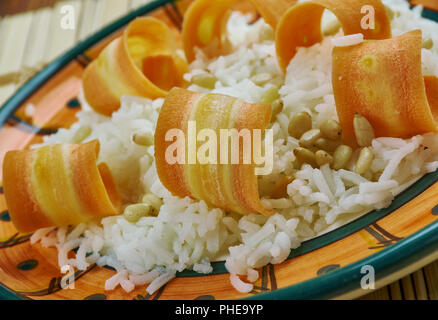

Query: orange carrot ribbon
[[275, 0, 391, 71], [182, 0, 297, 62], [3, 140, 122, 233], [411, 0, 438, 12], [154, 88, 273, 216], [332, 30, 438, 145], [83, 17, 188, 116]]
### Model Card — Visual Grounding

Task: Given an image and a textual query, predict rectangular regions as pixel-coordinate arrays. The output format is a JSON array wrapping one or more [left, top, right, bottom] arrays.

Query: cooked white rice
[[32, 0, 438, 294]]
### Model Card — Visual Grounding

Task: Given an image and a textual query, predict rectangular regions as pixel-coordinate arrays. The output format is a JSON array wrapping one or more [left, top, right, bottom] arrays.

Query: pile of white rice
[[31, 0, 438, 294]]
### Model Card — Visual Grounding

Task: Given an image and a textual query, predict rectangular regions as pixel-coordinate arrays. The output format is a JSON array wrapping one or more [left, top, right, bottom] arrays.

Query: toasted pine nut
[[133, 131, 154, 146], [355, 147, 374, 175], [288, 112, 312, 139], [299, 129, 322, 148], [294, 147, 317, 167], [261, 86, 280, 103], [271, 175, 294, 199], [315, 150, 334, 167], [333, 145, 353, 170], [142, 193, 163, 216], [320, 119, 342, 140], [251, 73, 272, 86], [124, 204, 151, 223], [373, 170, 383, 181], [423, 38, 434, 50], [353, 113, 375, 147], [260, 25, 275, 41], [314, 138, 341, 152], [271, 100, 284, 118], [191, 73, 217, 89], [72, 126, 92, 144]]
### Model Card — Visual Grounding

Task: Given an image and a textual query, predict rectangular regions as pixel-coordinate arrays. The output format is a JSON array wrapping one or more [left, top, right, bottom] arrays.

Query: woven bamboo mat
[[0, 0, 437, 300]]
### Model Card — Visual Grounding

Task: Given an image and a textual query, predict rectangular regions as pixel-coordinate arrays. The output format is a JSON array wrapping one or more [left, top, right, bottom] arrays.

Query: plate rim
[[0, 0, 437, 300], [246, 219, 438, 300]]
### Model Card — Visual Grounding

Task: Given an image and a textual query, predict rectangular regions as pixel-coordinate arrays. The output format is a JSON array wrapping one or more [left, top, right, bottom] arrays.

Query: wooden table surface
[[0, 0, 437, 300]]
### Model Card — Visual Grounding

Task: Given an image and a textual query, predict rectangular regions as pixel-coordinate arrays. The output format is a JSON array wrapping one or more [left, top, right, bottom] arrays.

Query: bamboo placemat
[[0, 0, 437, 300]]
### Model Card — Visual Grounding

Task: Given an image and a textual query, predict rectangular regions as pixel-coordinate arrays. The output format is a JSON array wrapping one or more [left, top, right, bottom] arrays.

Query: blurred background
[[0, 0, 437, 300], [0, 0, 154, 106]]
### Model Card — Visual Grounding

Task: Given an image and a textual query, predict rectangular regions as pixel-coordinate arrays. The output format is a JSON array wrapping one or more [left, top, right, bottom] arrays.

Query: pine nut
[[294, 147, 317, 168], [320, 119, 342, 140], [251, 73, 272, 86], [72, 126, 92, 144], [271, 100, 284, 118], [353, 113, 375, 147], [142, 193, 163, 216], [314, 138, 341, 152], [133, 131, 154, 146], [315, 150, 334, 167], [260, 25, 275, 41], [271, 175, 294, 199], [333, 145, 353, 170], [355, 147, 374, 175], [299, 129, 322, 148], [191, 73, 218, 89], [288, 112, 312, 139], [124, 204, 151, 223], [261, 86, 280, 103], [423, 38, 433, 50]]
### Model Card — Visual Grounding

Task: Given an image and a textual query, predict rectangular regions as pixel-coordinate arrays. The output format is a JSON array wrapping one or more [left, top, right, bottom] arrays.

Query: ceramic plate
[[0, 0, 437, 300]]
